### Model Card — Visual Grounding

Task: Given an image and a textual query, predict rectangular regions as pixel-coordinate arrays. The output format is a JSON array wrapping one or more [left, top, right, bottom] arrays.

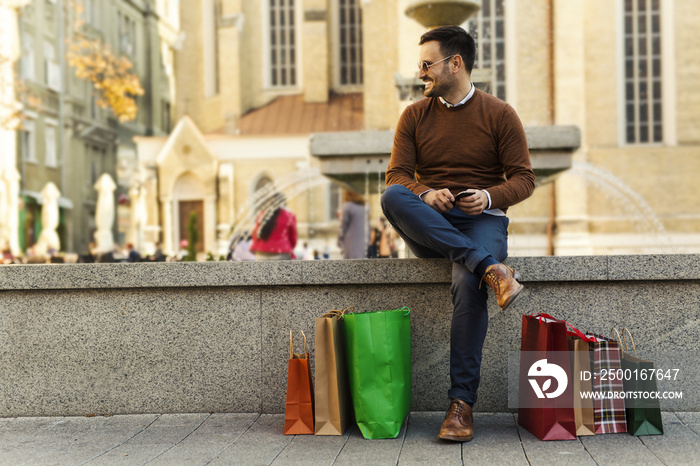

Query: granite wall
[[0, 255, 698, 417]]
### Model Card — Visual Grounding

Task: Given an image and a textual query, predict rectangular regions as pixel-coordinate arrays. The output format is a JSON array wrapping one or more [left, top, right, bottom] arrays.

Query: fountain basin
[[405, 0, 482, 28], [310, 125, 581, 192]]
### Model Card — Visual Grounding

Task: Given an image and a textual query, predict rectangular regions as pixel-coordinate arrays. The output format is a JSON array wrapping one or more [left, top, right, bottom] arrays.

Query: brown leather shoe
[[481, 263, 524, 311], [437, 399, 474, 442]]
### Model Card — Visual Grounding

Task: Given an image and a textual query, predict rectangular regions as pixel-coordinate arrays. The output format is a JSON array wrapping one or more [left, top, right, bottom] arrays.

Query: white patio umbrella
[[93, 173, 116, 254], [35, 182, 61, 256]]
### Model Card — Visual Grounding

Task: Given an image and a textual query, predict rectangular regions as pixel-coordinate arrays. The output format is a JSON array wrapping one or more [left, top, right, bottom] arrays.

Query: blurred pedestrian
[[294, 241, 313, 260], [126, 243, 141, 262], [1, 240, 14, 264], [149, 241, 166, 262], [367, 220, 382, 258], [251, 192, 297, 260], [97, 244, 118, 263], [230, 230, 255, 261], [378, 218, 396, 258], [79, 241, 98, 263], [338, 191, 368, 259], [176, 239, 189, 261]]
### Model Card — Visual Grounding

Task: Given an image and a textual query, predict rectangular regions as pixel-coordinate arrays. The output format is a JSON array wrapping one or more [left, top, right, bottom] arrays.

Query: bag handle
[[566, 321, 597, 343], [532, 312, 559, 322], [289, 330, 308, 359], [532, 313, 597, 342], [322, 307, 353, 318], [398, 306, 410, 316], [622, 327, 638, 358], [610, 327, 626, 351]]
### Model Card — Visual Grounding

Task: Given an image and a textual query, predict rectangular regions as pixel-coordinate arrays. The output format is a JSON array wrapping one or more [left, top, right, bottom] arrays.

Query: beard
[[422, 67, 453, 98], [423, 81, 438, 98]]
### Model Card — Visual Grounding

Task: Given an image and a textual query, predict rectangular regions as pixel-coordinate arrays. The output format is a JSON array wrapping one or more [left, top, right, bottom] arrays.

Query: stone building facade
[[12, 0, 178, 256], [134, 0, 700, 258]]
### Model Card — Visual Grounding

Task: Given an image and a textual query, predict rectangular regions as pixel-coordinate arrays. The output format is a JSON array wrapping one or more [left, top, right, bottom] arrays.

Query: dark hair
[[257, 210, 280, 240], [257, 192, 286, 241], [419, 26, 476, 74], [344, 190, 365, 205]]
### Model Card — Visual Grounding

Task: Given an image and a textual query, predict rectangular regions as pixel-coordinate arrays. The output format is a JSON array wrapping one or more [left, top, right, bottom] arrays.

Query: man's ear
[[451, 55, 463, 74]]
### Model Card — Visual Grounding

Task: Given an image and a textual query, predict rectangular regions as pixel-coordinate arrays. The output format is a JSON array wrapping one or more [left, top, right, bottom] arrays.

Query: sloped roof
[[234, 93, 363, 135], [156, 115, 216, 166]]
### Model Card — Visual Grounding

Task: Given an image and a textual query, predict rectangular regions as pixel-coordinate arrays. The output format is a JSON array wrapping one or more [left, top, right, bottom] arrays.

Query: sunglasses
[[417, 54, 458, 73]]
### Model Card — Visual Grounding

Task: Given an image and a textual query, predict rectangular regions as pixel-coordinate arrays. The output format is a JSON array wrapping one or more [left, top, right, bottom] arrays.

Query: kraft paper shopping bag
[[314, 308, 353, 435]]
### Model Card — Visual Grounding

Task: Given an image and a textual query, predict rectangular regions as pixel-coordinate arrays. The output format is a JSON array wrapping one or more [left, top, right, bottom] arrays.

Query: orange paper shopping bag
[[284, 330, 315, 435]]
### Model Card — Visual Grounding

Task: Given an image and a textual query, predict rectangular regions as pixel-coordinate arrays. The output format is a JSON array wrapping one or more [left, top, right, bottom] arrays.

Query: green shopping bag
[[615, 328, 664, 436], [344, 307, 412, 439]]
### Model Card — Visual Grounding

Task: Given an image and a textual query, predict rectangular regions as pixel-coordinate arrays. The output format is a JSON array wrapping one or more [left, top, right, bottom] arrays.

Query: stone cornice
[[1, 254, 698, 290]]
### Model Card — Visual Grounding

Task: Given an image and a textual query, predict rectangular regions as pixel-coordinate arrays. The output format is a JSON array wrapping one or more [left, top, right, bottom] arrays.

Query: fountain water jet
[[227, 169, 332, 250], [567, 161, 677, 254]]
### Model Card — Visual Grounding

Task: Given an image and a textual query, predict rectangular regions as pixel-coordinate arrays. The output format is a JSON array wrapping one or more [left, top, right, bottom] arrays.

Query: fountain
[[405, 0, 482, 29], [311, 126, 579, 192], [226, 168, 333, 253], [567, 161, 677, 254], [310, 1, 578, 193]]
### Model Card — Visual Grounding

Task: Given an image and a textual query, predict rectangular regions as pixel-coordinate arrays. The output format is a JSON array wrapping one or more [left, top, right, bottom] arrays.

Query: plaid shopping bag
[[587, 333, 627, 434]]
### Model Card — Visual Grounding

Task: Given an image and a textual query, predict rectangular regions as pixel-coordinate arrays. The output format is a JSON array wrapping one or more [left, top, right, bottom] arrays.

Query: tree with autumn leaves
[[67, 1, 144, 122]]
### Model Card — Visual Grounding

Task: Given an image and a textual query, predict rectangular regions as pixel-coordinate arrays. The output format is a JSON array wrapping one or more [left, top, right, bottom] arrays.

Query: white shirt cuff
[[419, 189, 434, 200], [481, 190, 492, 210]]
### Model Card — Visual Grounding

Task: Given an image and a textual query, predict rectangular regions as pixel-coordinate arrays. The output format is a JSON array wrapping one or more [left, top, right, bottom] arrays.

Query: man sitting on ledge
[[380, 26, 535, 442]]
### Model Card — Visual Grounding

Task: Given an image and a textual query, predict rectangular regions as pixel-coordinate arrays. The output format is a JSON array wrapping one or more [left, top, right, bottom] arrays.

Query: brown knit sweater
[[386, 89, 535, 213]]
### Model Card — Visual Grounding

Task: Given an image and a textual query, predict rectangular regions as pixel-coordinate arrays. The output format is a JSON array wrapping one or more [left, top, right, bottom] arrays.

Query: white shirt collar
[[439, 83, 475, 108]]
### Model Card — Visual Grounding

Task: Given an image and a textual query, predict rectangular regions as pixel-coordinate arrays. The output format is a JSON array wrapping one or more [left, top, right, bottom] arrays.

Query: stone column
[[204, 194, 217, 255], [217, 163, 234, 252], [0, 170, 10, 253], [128, 184, 148, 250], [162, 196, 174, 256], [142, 167, 160, 247], [128, 186, 139, 247], [361, 0, 400, 129], [5, 168, 20, 256], [0, 3, 25, 256], [218, 3, 243, 133], [552, 0, 592, 255], [302, 1, 329, 103]]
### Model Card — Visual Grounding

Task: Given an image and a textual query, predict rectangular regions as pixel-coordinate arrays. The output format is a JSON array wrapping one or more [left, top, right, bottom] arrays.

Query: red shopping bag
[[518, 313, 577, 441], [284, 330, 315, 435]]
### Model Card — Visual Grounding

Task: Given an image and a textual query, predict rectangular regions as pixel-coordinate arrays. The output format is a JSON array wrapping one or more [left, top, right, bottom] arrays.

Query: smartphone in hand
[[454, 190, 475, 201]]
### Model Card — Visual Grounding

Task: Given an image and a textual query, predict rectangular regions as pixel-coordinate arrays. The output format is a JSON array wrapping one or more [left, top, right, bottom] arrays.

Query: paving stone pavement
[[0, 412, 697, 465]]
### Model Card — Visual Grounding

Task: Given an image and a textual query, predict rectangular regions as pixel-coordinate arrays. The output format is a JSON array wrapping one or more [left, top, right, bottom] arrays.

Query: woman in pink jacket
[[251, 192, 298, 260]]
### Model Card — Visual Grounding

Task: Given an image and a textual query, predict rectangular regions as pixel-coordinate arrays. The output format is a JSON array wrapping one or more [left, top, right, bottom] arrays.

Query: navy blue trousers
[[380, 184, 509, 406]]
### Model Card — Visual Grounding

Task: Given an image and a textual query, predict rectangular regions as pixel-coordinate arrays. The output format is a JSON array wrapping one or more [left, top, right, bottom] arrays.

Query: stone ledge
[[1, 254, 698, 417], [1, 254, 699, 290]]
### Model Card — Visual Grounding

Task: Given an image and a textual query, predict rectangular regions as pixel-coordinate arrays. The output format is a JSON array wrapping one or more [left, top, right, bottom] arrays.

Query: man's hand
[[422, 188, 455, 213], [455, 190, 489, 215]]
